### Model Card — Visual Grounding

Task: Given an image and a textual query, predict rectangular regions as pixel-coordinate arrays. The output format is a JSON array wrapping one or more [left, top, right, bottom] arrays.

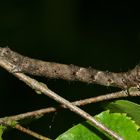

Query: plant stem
[[0, 58, 123, 140]]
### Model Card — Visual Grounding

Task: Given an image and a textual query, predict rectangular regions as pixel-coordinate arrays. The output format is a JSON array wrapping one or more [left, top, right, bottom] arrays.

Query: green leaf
[[0, 125, 6, 140], [56, 111, 140, 140], [105, 100, 140, 125], [0, 119, 16, 140], [55, 122, 102, 140]]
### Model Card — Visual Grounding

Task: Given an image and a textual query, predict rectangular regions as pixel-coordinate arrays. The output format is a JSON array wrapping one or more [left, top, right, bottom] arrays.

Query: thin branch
[[72, 87, 140, 105], [0, 118, 51, 140], [1, 87, 139, 122], [0, 47, 140, 89], [0, 58, 123, 140], [15, 124, 50, 140]]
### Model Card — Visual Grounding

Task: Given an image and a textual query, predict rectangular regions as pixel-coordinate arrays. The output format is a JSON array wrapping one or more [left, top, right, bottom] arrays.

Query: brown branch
[[0, 118, 51, 140], [15, 124, 50, 140], [0, 47, 140, 89], [0, 58, 123, 140], [0, 87, 139, 123]]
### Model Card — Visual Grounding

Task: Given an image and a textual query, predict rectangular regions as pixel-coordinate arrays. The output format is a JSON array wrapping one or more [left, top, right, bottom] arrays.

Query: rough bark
[[0, 47, 140, 89]]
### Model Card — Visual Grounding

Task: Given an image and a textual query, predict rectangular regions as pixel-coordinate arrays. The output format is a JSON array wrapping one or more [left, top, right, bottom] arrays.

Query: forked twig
[[1, 87, 139, 122], [0, 58, 123, 140]]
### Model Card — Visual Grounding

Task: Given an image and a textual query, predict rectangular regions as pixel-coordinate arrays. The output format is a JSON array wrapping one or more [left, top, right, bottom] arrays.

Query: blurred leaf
[[56, 110, 140, 140], [106, 100, 140, 125], [0, 125, 6, 140]]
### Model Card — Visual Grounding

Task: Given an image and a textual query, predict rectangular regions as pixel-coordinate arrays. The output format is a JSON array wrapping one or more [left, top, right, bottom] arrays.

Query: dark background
[[0, 1, 140, 139]]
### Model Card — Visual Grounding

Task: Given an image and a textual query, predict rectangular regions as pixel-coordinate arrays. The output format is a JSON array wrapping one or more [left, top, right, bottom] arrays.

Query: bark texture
[[0, 47, 140, 89]]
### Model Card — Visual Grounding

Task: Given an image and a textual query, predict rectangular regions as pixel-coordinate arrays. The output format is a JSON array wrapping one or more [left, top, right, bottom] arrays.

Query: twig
[[0, 118, 50, 140], [15, 124, 50, 140], [71, 87, 140, 105], [0, 47, 140, 89], [0, 58, 123, 140], [2, 87, 139, 122]]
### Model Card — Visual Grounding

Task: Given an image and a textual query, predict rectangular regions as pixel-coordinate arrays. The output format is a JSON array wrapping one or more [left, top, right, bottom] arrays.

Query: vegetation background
[[0, 1, 140, 139]]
